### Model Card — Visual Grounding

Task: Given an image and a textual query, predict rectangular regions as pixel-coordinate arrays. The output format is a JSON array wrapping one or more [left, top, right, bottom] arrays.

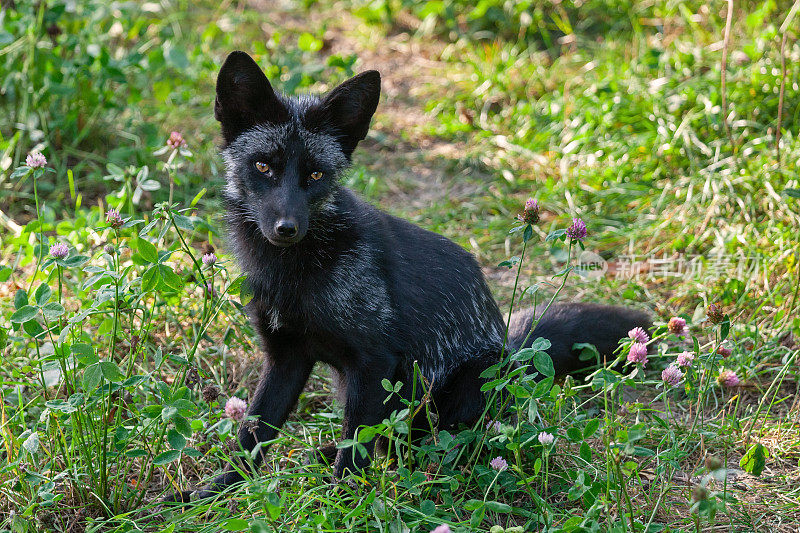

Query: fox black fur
[[176, 51, 650, 500]]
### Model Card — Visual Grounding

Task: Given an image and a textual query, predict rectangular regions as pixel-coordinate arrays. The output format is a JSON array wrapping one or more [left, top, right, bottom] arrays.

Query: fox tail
[[506, 302, 652, 375]]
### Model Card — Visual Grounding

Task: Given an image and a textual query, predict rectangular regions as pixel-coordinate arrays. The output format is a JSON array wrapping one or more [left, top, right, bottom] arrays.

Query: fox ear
[[215, 51, 289, 144], [306, 70, 380, 158]]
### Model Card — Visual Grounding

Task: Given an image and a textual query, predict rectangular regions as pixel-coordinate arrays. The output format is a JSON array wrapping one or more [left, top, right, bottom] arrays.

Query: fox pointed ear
[[305, 70, 380, 158], [215, 51, 289, 144]]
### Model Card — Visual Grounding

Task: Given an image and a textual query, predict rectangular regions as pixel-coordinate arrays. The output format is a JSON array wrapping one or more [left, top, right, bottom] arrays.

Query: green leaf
[[506, 383, 531, 398], [263, 492, 283, 520], [250, 520, 270, 533], [142, 405, 163, 418], [23, 432, 40, 454], [10, 305, 38, 324], [125, 449, 148, 458], [566, 427, 582, 441], [34, 283, 52, 305], [533, 351, 555, 377], [59, 255, 90, 268], [122, 218, 145, 229], [46, 398, 77, 413], [83, 363, 102, 390], [584, 418, 601, 438], [481, 376, 508, 392], [190, 188, 207, 207], [574, 342, 600, 362], [222, 518, 249, 531], [523, 224, 533, 242], [182, 447, 201, 457], [153, 449, 181, 465], [545, 228, 566, 242], [632, 446, 655, 457], [72, 343, 98, 365], [41, 302, 65, 320], [161, 406, 178, 422], [174, 415, 193, 438], [82, 272, 109, 290], [100, 361, 125, 382], [510, 348, 537, 362], [469, 507, 485, 528], [137, 237, 158, 263], [463, 500, 485, 511], [529, 337, 552, 352], [227, 274, 245, 295], [23, 319, 45, 338], [580, 442, 592, 462], [68, 168, 76, 199], [485, 500, 512, 513], [532, 377, 553, 398], [239, 276, 254, 306], [172, 214, 195, 231], [591, 369, 620, 391], [158, 264, 184, 291], [784, 188, 800, 198], [13, 289, 28, 309], [420, 500, 436, 515], [142, 265, 160, 292], [357, 426, 378, 442], [720, 317, 730, 341], [45, 392, 85, 413], [167, 428, 187, 450], [0, 265, 12, 282], [10, 166, 30, 179], [740, 443, 768, 476]]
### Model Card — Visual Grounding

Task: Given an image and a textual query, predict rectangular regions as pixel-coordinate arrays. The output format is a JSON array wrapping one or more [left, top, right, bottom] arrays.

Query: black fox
[[178, 51, 650, 499]]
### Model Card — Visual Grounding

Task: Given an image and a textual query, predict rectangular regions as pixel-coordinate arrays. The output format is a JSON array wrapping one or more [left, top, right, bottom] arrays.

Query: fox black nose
[[274, 219, 298, 238]]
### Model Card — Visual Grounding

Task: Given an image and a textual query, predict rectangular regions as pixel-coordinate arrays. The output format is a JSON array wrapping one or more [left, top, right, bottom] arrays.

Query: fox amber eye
[[254, 161, 271, 174], [310, 171, 323, 181]]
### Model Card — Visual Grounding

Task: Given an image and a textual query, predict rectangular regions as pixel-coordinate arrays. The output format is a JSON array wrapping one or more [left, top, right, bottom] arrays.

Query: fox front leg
[[333, 354, 399, 478], [192, 343, 314, 499]]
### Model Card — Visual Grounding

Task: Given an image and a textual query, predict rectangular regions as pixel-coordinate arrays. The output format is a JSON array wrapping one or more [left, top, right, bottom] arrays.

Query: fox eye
[[310, 171, 323, 181], [254, 161, 271, 174]]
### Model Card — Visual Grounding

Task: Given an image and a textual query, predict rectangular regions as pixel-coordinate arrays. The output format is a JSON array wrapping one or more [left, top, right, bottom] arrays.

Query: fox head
[[215, 51, 380, 247]]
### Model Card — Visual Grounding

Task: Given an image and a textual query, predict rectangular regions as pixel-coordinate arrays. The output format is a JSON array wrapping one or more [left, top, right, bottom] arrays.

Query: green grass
[[1, 0, 800, 531]]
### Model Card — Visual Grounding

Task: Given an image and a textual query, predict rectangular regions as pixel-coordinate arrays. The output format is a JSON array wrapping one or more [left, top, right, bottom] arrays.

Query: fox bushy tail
[[507, 303, 651, 375]]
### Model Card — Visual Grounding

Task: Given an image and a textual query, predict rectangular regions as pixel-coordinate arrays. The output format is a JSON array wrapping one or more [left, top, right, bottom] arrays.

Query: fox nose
[[274, 219, 298, 238]]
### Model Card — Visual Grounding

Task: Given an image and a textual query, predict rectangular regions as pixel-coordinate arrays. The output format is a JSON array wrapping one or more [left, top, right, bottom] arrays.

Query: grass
[[1, 0, 800, 531]]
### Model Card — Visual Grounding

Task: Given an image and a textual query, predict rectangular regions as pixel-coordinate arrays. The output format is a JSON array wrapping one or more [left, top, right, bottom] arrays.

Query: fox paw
[[305, 443, 338, 466]]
